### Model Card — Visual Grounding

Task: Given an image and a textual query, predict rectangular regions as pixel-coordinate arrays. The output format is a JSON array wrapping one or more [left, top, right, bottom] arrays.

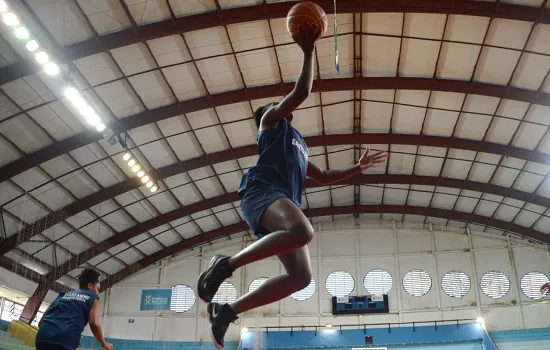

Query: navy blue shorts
[[240, 182, 298, 238]]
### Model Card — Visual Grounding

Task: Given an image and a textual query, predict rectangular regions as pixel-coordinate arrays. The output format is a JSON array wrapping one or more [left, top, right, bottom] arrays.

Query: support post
[[20, 283, 49, 324]]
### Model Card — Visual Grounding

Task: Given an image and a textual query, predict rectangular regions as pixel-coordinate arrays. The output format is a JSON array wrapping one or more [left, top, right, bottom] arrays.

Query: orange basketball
[[286, 1, 328, 42]]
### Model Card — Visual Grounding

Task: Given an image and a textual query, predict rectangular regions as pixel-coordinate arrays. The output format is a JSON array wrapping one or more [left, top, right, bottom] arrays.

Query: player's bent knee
[[292, 271, 313, 291], [288, 221, 314, 245]]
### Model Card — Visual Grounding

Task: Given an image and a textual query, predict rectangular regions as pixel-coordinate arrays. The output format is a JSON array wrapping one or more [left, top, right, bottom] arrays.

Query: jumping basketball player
[[36, 268, 113, 350], [197, 24, 387, 349]]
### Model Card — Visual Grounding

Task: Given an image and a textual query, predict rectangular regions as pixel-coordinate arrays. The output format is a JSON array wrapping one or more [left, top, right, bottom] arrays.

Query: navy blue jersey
[[36, 290, 97, 350], [239, 119, 309, 207]]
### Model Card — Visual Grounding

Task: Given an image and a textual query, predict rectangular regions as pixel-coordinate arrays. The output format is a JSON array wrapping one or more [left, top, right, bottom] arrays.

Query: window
[[403, 269, 432, 297], [1, 300, 22, 322], [441, 271, 471, 298], [480, 271, 510, 299], [521, 272, 550, 300], [170, 285, 196, 312], [212, 282, 238, 304], [364, 269, 393, 295], [31, 312, 43, 327], [249, 277, 268, 293], [326, 271, 355, 297], [291, 278, 316, 301]]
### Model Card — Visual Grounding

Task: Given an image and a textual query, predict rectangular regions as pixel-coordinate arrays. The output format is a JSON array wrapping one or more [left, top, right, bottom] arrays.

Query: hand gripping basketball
[[297, 24, 321, 55]]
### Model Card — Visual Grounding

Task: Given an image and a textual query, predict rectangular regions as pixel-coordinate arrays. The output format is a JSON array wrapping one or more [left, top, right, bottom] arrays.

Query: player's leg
[[207, 246, 312, 349], [198, 198, 314, 303]]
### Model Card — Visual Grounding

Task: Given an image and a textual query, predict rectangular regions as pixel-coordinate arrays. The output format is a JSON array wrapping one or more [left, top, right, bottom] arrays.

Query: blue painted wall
[[79, 337, 239, 350], [240, 323, 486, 349]]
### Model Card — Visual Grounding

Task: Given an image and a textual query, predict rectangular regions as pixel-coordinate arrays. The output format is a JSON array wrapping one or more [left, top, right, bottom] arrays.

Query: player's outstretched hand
[[297, 23, 321, 55], [541, 283, 550, 297], [359, 148, 388, 171]]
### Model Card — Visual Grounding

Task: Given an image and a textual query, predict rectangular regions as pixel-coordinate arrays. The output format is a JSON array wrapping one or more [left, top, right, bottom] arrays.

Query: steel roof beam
[[1, 0, 549, 85], [100, 204, 549, 291], [29, 174, 550, 285], [2, 77, 549, 184]]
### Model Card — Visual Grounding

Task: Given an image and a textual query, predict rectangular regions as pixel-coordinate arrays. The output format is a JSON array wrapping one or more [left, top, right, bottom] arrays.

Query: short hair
[[254, 102, 277, 128], [79, 268, 100, 289]]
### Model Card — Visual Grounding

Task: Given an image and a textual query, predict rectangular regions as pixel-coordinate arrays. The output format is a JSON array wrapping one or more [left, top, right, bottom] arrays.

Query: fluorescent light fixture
[[150, 185, 158, 193], [64, 87, 79, 100], [137, 171, 145, 178], [0, 1, 7, 13], [141, 175, 150, 183], [123, 153, 131, 161], [96, 123, 106, 132], [2, 12, 18, 26], [26, 40, 38, 52], [14, 27, 29, 40], [80, 107, 101, 126], [326, 324, 332, 328], [128, 159, 136, 167], [44, 62, 59, 76], [146, 181, 153, 188], [35, 51, 49, 64], [240, 328, 248, 337], [132, 164, 140, 173]]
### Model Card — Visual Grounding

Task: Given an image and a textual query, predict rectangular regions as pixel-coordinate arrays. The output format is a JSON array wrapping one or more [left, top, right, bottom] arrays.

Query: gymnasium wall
[[81, 218, 550, 344]]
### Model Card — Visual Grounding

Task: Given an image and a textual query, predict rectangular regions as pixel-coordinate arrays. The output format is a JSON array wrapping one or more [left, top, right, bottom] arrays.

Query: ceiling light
[[128, 159, 136, 167], [240, 328, 248, 337], [96, 123, 106, 132], [26, 40, 38, 52], [64, 87, 79, 100], [0, 1, 7, 13], [64, 88, 87, 110], [14, 27, 29, 40], [137, 171, 145, 178], [477, 317, 485, 329], [146, 181, 153, 188], [44, 62, 59, 76], [80, 107, 101, 126], [150, 185, 158, 193], [132, 164, 140, 173], [35, 51, 49, 64], [2, 12, 18, 26], [141, 175, 150, 183], [326, 324, 332, 328], [122, 153, 131, 161]]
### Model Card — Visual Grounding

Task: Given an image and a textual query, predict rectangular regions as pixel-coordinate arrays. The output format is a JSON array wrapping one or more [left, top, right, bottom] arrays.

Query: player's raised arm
[[260, 24, 320, 130]]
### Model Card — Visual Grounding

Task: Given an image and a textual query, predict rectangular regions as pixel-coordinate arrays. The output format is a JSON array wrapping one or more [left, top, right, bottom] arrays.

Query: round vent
[[291, 278, 316, 301], [441, 271, 471, 298], [326, 271, 355, 297], [212, 281, 238, 304], [364, 269, 393, 295], [480, 271, 510, 299], [249, 277, 268, 293], [520, 272, 550, 300], [170, 285, 196, 312], [403, 269, 432, 297]]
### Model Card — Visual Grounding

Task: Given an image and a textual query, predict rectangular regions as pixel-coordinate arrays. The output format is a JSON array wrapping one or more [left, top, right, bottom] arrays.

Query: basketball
[[286, 1, 328, 42]]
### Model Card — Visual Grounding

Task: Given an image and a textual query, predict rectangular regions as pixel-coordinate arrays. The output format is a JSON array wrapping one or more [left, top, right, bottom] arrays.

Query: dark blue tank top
[[239, 119, 309, 206], [36, 290, 97, 350]]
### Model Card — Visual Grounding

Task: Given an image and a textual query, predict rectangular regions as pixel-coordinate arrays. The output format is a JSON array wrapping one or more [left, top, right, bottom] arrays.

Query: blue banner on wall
[[140, 289, 172, 310]]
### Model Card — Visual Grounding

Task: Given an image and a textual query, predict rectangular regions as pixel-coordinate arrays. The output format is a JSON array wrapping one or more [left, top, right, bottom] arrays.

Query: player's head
[[254, 102, 293, 129], [79, 268, 100, 294]]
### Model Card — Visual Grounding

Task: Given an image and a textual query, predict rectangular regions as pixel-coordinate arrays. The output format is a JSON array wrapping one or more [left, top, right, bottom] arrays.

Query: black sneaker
[[197, 255, 233, 303], [207, 303, 238, 349]]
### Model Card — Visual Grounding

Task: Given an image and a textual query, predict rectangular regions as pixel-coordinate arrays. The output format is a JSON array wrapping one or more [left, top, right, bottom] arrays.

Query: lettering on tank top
[[62, 292, 91, 303], [291, 138, 308, 160]]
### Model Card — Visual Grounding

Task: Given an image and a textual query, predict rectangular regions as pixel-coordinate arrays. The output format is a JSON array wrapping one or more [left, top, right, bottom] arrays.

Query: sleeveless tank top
[[239, 119, 309, 207], [36, 290, 97, 350]]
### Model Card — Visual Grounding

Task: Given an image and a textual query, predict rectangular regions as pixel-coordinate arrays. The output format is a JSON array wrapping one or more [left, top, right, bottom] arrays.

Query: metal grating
[[169, 284, 196, 313], [325, 271, 355, 297], [520, 271, 550, 300], [441, 270, 471, 298], [211, 281, 238, 304], [291, 278, 316, 301], [403, 269, 432, 297], [480, 271, 511, 299], [364, 269, 393, 295]]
